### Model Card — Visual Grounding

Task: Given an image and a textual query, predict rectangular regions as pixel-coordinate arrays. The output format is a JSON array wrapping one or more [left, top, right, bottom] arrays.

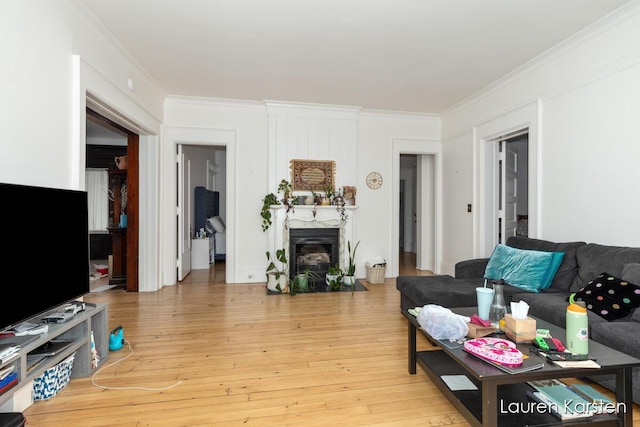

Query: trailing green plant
[[327, 264, 342, 275], [266, 249, 288, 292], [279, 179, 295, 213], [261, 179, 294, 232], [260, 193, 280, 232], [326, 264, 343, 291]]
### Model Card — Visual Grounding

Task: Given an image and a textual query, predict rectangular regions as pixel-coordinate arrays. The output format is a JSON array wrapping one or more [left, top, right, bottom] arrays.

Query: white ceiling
[[80, 0, 631, 114]]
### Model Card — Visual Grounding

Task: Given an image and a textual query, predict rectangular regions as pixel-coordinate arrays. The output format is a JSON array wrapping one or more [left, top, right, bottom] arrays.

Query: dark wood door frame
[[125, 134, 139, 292], [86, 108, 139, 292]]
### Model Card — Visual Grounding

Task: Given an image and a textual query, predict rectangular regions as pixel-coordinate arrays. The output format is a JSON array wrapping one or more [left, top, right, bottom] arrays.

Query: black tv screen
[[0, 182, 90, 332]]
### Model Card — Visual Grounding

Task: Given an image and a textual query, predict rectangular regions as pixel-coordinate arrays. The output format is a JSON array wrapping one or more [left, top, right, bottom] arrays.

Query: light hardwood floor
[[23, 255, 639, 426]]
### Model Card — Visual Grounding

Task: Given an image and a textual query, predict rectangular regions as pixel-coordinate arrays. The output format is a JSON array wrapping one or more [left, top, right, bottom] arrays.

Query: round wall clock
[[366, 172, 383, 190]]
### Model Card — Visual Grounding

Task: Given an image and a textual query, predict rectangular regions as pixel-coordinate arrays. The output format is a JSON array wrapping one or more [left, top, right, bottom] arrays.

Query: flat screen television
[[0, 182, 90, 332]]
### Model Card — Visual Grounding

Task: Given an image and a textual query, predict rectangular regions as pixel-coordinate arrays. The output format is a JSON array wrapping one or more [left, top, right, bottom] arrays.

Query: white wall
[[163, 98, 265, 284], [7, 0, 638, 288], [441, 2, 640, 274], [164, 99, 440, 282], [1, 1, 79, 188], [1, 1, 166, 292], [358, 112, 441, 276]]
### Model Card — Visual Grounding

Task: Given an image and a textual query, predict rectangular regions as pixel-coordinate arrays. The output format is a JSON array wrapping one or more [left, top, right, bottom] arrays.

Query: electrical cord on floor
[[91, 339, 183, 391]]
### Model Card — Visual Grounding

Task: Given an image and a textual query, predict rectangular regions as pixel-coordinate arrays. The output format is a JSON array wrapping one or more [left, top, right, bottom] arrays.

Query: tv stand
[[0, 302, 108, 411]]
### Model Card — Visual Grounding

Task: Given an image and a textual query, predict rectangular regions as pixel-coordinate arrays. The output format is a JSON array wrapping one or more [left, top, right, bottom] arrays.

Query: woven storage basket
[[366, 263, 386, 284]]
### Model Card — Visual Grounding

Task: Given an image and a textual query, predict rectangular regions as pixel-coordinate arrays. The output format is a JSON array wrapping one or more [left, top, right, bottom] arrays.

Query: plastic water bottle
[[566, 302, 589, 355]]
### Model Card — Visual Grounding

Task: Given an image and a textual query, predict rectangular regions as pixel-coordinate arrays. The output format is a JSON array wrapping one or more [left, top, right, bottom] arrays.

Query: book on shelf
[[570, 383, 615, 413], [527, 390, 592, 420], [0, 365, 15, 380], [0, 345, 19, 362], [0, 351, 20, 366], [527, 379, 597, 420], [0, 372, 17, 389], [0, 376, 18, 396]]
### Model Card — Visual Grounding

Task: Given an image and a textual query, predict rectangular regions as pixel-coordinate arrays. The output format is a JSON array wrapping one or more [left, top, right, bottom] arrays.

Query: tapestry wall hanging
[[290, 159, 336, 191]]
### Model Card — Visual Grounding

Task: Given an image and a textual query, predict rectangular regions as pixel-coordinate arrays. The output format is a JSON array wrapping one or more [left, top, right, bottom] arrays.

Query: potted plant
[[278, 178, 296, 212], [260, 179, 293, 232], [260, 193, 280, 232], [325, 264, 343, 291], [321, 182, 335, 206], [291, 267, 321, 294], [266, 249, 288, 293], [342, 240, 360, 287], [312, 190, 325, 205], [277, 179, 292, 202]]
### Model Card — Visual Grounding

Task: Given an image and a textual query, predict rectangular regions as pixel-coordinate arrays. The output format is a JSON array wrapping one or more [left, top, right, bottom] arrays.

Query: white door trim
[[162, 126, 237, 285], [392, 138, 442, 275], [473, 100, 540, 258], [74, 55, 162, 292]]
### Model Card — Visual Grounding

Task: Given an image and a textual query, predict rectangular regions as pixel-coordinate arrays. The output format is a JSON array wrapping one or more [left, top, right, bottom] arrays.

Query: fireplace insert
[[289, 228, 340, 282]]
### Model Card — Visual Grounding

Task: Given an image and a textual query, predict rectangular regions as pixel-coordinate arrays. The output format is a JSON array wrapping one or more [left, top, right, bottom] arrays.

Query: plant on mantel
[[260, 193, 279, 232], [260, 178, 295, 232]]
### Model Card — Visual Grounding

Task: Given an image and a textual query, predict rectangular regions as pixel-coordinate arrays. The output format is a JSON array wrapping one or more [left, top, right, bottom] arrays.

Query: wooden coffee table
[[402, 307, 640, 426]]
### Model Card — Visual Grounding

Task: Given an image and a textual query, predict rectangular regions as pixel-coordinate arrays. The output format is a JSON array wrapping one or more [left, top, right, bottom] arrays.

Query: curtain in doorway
[[86, 169, 109, 231]]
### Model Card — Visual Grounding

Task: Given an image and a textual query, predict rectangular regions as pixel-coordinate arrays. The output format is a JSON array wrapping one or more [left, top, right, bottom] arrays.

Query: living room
[[4, 2, 640, 291], [3, 0, 640, 424]]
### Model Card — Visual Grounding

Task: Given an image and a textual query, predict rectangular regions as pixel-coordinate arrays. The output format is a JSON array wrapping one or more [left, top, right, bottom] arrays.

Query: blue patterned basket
[[33, 352, 75, 401]]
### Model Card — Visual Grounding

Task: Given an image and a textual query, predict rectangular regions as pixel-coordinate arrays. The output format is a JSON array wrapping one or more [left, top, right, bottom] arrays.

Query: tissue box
[[505, 314, 537, 343]]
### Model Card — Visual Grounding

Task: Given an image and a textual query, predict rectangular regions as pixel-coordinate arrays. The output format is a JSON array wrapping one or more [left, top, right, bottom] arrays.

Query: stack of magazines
[[0, 365, 18, 395], [0, 345, 19, 365], [527, 379, 615, 420]]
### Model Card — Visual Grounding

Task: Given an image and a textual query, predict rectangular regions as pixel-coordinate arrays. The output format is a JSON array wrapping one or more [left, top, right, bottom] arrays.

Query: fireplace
[[289, 228, 340, 281]]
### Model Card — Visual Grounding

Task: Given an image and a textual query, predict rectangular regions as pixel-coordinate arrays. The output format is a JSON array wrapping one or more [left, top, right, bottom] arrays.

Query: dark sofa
[[396, 236, 640, 403]]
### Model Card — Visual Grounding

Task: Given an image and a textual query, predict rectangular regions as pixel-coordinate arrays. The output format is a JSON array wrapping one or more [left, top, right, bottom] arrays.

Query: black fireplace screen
[[289, 228, 340, 281]]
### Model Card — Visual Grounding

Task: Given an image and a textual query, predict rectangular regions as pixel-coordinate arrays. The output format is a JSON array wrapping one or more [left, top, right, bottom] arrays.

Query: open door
[[499, 140, 520, 243], [177, 145, 192, 281]]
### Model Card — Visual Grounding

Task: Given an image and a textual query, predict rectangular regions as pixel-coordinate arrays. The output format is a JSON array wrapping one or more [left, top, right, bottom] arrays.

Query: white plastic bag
[[416, 304, 469, 340]]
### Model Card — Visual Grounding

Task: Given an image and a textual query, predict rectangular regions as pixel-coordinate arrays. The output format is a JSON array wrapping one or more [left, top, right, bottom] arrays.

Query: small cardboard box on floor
[[505, 314, 536, 343]]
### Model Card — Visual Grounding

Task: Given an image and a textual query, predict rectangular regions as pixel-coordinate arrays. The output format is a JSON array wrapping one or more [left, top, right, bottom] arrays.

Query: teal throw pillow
[[540, 251, 565, 290], [484, 244, 564, 292]]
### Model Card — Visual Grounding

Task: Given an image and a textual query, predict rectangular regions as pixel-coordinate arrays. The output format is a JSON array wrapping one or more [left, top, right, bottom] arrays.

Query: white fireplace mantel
[[268, 205, 358, 274]]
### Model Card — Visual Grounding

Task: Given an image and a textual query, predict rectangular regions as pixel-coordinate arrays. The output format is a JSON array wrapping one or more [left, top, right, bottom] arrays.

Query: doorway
[[399, 154, 417, 254], [177, 144, 227, 282], [392, 137, 440, 277], [85, 108, 139, 292], [498, 134, 529, 244]]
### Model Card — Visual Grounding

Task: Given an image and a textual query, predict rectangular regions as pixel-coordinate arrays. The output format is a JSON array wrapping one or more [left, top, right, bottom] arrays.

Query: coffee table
[[402, 307, 640, 426]]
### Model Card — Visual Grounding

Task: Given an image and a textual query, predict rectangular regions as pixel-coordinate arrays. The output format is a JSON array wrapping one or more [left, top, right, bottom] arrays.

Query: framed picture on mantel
[[290, 159, 335, 192]]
